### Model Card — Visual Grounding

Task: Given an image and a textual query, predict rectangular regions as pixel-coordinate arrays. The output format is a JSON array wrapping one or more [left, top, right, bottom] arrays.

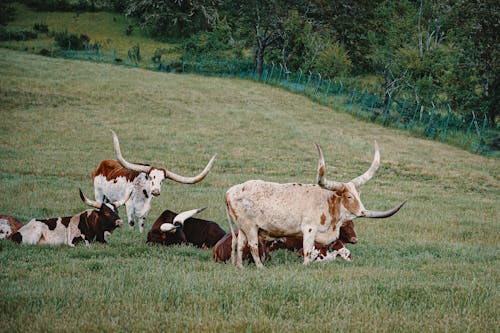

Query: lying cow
[[267, 220, 358, 261], [10, 190, 130, 246], [0, 214, 24, 239], [147, 208, 226, 248], [212, 230, 269, 263]]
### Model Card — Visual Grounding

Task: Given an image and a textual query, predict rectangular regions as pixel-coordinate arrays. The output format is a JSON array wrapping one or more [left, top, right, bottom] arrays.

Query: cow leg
[[125, 201, 135, 229], [302, 227, 317, 265], [236, 230, 248, 269], [245, 227, 264, 269], [138, 215, 146, 233]]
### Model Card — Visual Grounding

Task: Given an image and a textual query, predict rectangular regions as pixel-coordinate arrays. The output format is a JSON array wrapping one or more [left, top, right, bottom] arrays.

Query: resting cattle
[[212, 230, 269, 263], [10, 190, 130, 246], [147, 208, 226, 248], [92, 130, 216, 233], [0, 214, 23, 239], [226, 142, 406, 268], [267, 220, 358, 261]]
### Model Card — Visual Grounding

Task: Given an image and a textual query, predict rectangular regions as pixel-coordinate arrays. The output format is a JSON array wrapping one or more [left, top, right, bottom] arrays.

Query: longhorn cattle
[[0, 214, 23, 239], [212, 230, 270, 263], [226, 142, 406, 268], [92, 130, 216, 233], [10, 190, 130, 246], [146, 208, 226, 248]]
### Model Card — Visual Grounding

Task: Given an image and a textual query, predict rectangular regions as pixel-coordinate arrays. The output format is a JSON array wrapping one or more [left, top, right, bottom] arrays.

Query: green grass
[[1, 3, 179, 62], [0, 48, 499, 332]]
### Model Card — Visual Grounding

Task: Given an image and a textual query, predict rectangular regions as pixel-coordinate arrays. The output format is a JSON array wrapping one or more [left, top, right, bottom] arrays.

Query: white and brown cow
[[92, 130, 216, 233], [226, 142, 406, 268], [0, 214, 24, 239], [9, 190, 130, 246]]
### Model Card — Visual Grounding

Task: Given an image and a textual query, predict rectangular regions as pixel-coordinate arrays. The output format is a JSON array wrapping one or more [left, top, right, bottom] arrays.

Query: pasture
[[0, 48, 499, 332]]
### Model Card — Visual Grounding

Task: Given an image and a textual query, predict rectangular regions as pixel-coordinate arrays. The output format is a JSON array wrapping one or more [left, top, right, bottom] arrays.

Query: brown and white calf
[[226, 142, 406, 268], [212, 230, 270, 263], [10, 190, 130, 246], [92, 130, 216, 233], [0, 214, 23, 239], [267, 220, 358, 262], [146, 208, 226, 248]]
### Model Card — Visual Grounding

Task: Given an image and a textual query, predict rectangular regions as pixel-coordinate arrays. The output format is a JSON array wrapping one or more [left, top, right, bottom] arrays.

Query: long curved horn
[[164, 154, 216, 184], [362, 200, 407, 218], [173, 207, 207, 224], [112, 130, 150, 173], [112, 190, 132, 208], [316, 144, 343, 191], [79, 189, 102, 209], [160, 223, 180, 232], [351, 141, 380, 187]]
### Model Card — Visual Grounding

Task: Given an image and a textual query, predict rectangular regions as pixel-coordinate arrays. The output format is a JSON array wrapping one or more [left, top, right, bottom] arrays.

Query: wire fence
[[36, 47, 500, 157]]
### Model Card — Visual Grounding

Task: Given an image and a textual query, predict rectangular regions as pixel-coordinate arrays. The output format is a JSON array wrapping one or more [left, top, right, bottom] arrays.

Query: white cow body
[[17, 215, 86, 246], [93, 172, 152, 232]]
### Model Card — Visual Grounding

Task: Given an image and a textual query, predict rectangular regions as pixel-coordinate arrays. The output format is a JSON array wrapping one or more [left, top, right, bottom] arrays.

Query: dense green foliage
[[1, 0, 498, 125], [0, 48, 499, 332]]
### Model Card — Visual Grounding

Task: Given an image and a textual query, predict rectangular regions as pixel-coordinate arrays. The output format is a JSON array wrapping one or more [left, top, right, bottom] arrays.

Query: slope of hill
[[0, 48, 498, 332]]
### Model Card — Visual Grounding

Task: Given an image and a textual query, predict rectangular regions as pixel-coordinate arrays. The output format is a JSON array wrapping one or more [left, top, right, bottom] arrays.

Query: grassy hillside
[[1, 3, 178, 62], [0, 48, 499, 332]]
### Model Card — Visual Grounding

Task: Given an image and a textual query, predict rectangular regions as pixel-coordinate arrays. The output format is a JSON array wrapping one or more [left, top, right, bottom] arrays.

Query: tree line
[[6, 0, 499, 125]]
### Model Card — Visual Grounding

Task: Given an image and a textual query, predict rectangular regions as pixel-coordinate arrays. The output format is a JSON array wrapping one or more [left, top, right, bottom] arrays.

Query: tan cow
[[225, 142, 406, 268]]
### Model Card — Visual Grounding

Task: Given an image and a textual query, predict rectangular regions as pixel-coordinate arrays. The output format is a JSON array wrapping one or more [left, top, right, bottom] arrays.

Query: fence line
[[46, 47, 499, 156]]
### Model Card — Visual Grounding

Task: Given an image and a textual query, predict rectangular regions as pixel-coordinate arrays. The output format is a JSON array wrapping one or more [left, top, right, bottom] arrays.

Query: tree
[[125, 0, 220, 38], [229, 0, 306, 77]]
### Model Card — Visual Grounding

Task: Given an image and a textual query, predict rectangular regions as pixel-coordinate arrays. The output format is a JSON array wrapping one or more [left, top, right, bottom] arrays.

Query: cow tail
[[225, 193, 237, 265]]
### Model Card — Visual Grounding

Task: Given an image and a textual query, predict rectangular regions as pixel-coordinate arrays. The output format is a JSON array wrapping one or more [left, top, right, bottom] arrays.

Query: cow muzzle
[[115, 219, 124, 227], [152, 190, 160, 197]]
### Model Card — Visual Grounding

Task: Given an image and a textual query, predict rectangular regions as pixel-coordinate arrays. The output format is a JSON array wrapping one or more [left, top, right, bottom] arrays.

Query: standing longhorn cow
[[10, 190, 130, 246], [225, 142, 406, 268], [92, 131, 216, 233]]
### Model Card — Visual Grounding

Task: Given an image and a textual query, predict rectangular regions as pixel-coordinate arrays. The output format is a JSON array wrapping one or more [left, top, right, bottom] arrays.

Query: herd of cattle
[[0, 131, 406, 268]]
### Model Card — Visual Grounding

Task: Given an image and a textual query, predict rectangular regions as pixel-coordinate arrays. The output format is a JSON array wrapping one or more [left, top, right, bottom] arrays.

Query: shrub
[[125, 24, 133, 36], [54, 30, 90, 50], [0, 26, 37, 41], [33, 22, 49, 33], [314, 42, 352, 79], [0, 3, 16, 26]]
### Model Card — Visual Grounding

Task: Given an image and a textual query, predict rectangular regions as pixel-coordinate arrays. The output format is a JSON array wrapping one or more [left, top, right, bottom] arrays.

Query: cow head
[[111, 130, 216, 197], [339, 220, 357, 244], [316, 142, 406, 223], [79, 189, 130, 230]]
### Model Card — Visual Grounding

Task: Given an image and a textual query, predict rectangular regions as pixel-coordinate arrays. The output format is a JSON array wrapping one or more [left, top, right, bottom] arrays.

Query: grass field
[[0, 48, 499, 332], [1, 3, 179, 62]]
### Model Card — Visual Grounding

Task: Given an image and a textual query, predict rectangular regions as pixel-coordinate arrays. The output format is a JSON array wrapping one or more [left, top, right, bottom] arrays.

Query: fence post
[[476, 114, 488, 152], [314, 73, 322, 97], [323, 79, 331, 104], [383, 96, 391, 124], [424, 103, 436, 137], [461, 116, 474, 146], [442, 104, 451, 141]]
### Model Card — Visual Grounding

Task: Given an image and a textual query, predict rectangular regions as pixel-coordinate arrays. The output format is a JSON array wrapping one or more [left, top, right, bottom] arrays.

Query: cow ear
[[333, 190, 342, 198]]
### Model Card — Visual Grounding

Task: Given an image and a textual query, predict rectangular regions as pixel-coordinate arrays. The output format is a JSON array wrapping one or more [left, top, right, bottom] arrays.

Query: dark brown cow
[[212, 230, 270, 263], [267, 220, 357, 252], [147, 208, 226, 248], [0, 214, 24, 239], [9, 190, 129, 246]]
